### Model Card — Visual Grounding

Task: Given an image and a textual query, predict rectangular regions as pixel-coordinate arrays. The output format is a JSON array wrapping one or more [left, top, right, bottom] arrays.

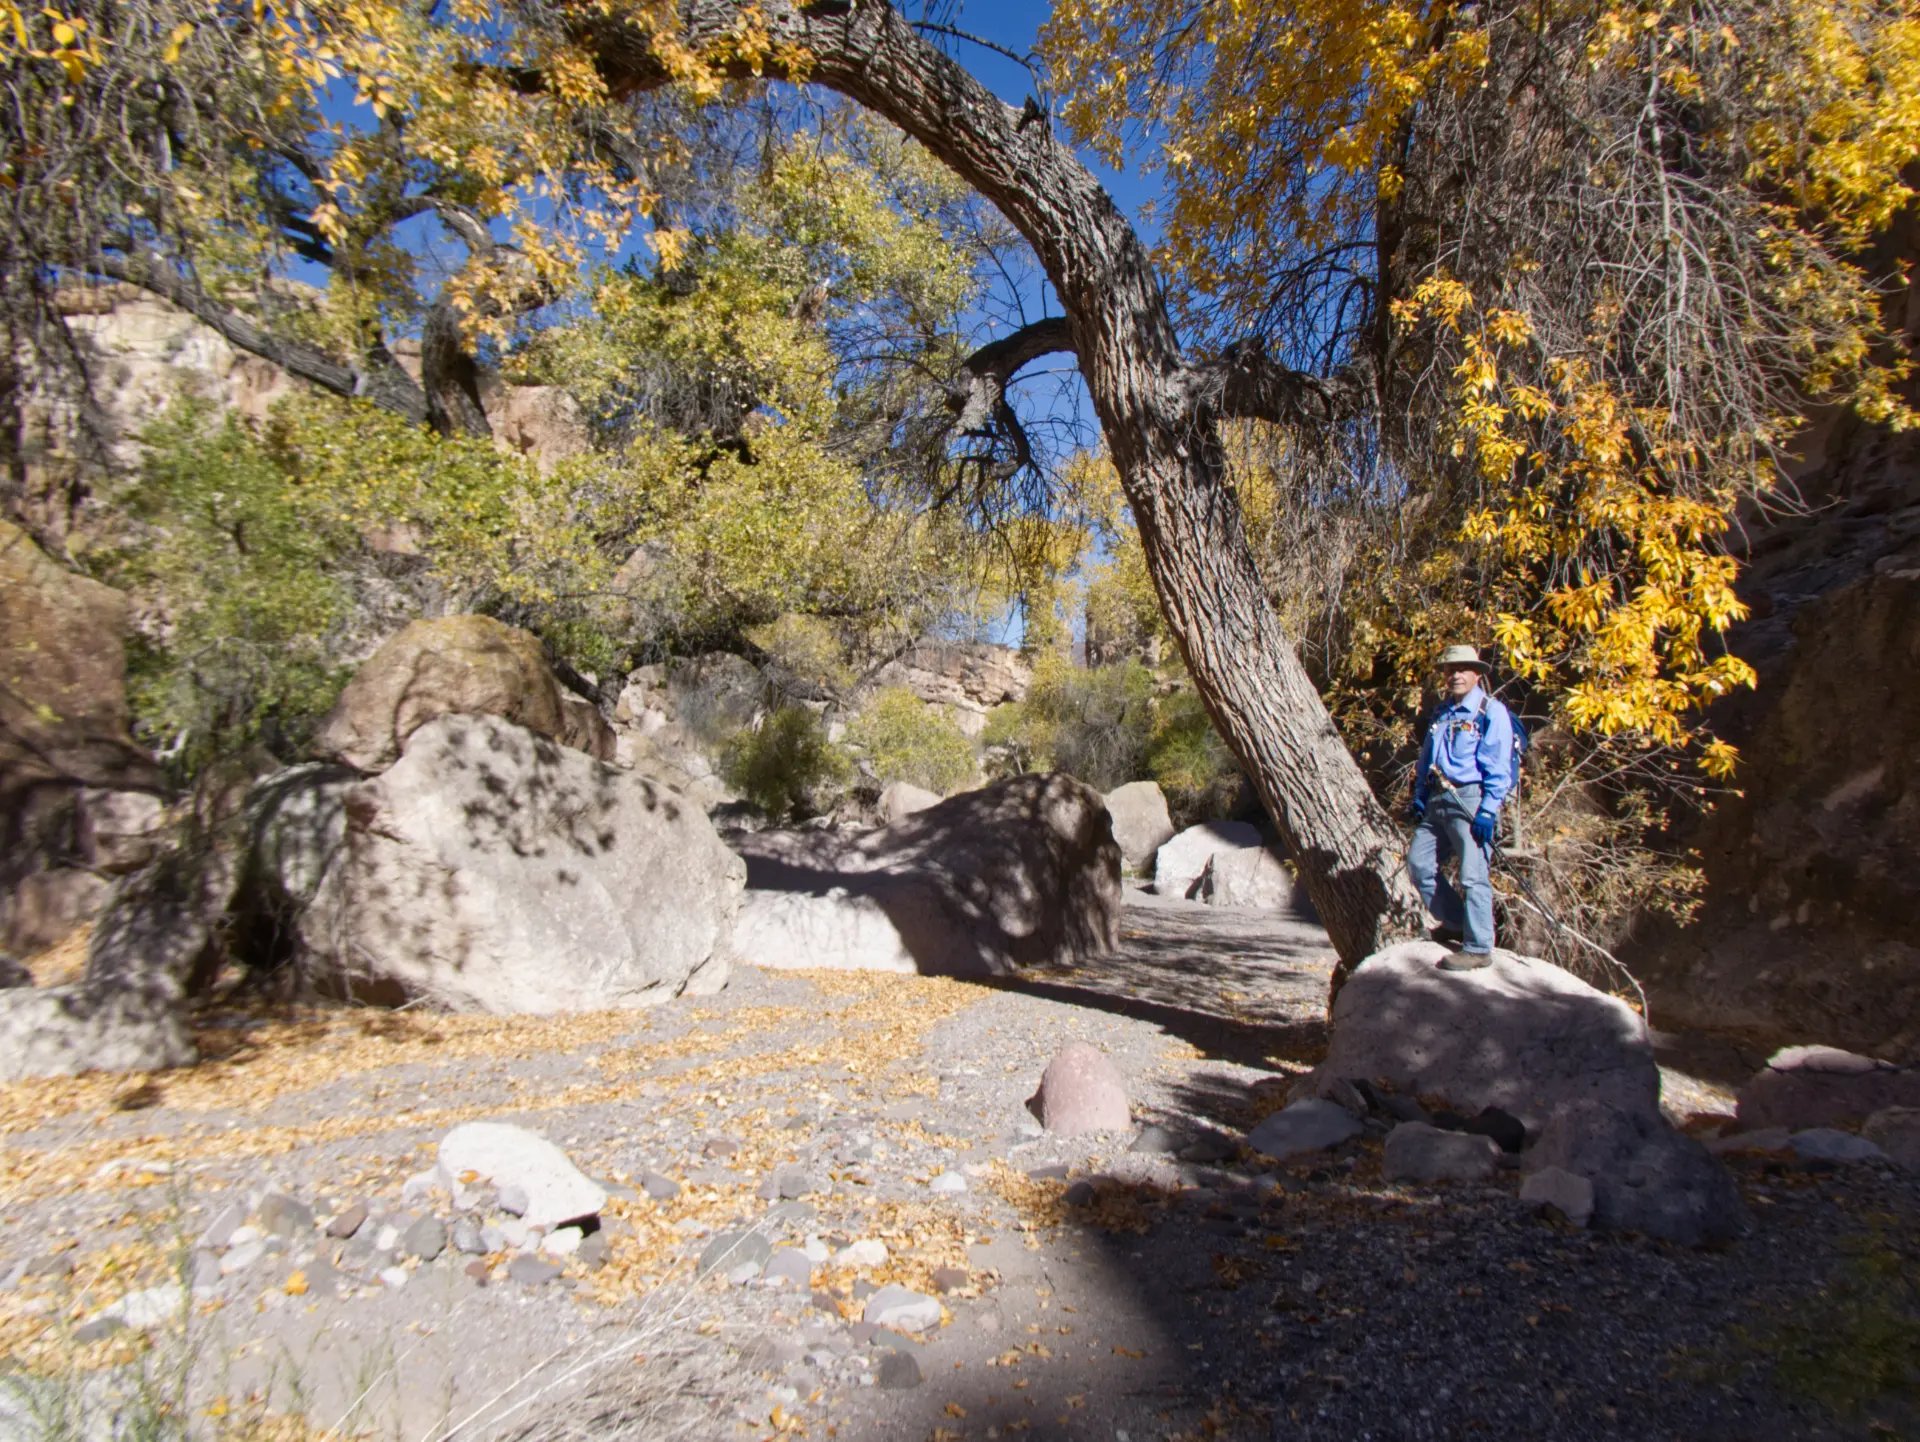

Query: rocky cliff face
[[1628, 211, 1920, 1061]]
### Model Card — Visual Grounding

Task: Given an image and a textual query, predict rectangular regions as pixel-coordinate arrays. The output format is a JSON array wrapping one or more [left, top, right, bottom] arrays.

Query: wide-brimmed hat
[[1436, 644, 1489, 672]]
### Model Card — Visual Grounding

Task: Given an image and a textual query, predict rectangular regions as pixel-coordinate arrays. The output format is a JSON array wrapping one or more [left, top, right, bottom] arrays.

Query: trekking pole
[[1487, 841, 1652, 1024]]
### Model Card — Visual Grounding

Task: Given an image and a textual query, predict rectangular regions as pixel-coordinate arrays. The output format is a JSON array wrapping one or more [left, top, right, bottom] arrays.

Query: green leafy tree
[[721, 705, 853, 821], [844, 687, 975, 795]]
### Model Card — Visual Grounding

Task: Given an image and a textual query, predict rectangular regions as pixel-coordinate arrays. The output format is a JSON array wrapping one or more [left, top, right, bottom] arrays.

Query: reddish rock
[[1032, 1041, 1130, 1135]]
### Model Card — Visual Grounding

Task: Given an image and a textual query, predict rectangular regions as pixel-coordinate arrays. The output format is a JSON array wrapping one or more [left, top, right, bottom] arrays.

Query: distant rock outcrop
[[867, 641, 1031, 738], [0, 521, 166, 954], [730, 773, 1121, 976]]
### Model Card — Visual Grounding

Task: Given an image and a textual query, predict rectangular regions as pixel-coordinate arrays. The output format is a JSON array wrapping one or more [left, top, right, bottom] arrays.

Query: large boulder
[[0, 521, 164, 951], [1299, 942, 1745, 1245], [1152, 821, 1300, 910], [313, 615, 615, 773], [867, 642, 1031, 739], [1103, 781, 1175, 873], [1735, 1045, 1920, 1132], [292, 714, 743, 1012], [730, 773, 1121, 976]]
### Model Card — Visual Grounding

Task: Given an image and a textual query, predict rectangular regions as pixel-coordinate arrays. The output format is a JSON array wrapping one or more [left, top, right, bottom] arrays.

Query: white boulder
[[1103, 781, 1175, 872], [437, 1122, 607, 1230]]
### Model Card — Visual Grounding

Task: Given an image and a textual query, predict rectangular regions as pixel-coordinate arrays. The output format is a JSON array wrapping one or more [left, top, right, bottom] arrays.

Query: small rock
[[1246, 1100, 1364, 1160], [1703, 1127, 1791, 1155], [727, 1260, 764, 1286], [1520, 1167, 1596, 1227], [219, 1241, 266, 1277], [848, 1321, 879, 1345], [928, 1172, 967, 1195], [378, 1266, 410, 1290], [226, 1225, 263, 1249], [1862, 1107, 1920, 1169], [765, 1201, 816, 1226], [1032, 1041, 1130, 1135], [1130, 1124, 1184, 1154], [802, 1237, 830, 1264], [703, 1137, 741, 1159], [508, 1256, 561, 1286], [931, 1267, 969, 1294], [197, 1203, 247, 1252], [1025, 1164, 1069, 1181], [1382, 1123, 1502, 1183], [774, 1167, 815, 1201], [401, 1169, 445, 1205], [325, 1202, 369, 1239], [464, 1259, 491, 1284], [260, 1194, 314, 1237], [852, 1279, 879, 1301], [541, 1226, 584, 1259], [402, 1217, 446, 1262], [188, 1250, 220, 1291], [699, 1232, 773, 1277], [835, 1239, 887, 1268], [875, 1349, 923, 1389], [100, 1284, 185, 1331], [496, 1181, 531, 1216], [1176, 1133, 1238, 1164], [808, 1290, 840, 1314], [863, 1284, 942, 1333], [577, 1233, 609, 1270], [1790, 1128, 1887, 1164], [1460, 1107, 1527, 1154], [452, 1221, 487, 1255], [1063, 1181, 1097, 1207], [763, 1249, 813, 1288], [490, 1218, 531, 1250], [73, 1316, 126, 1344], [22, 1251, 73, 1279], [639, 1171, 681, 1201]]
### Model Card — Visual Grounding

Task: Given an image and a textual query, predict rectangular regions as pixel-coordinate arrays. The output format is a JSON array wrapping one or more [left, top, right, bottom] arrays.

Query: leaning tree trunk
[[583, 0, 1430, 967]]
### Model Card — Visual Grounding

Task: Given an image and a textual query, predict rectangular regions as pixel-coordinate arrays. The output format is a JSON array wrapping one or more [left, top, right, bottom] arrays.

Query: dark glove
[[1408, 796, 1427, 823], [1471, 809, 1497, 848]]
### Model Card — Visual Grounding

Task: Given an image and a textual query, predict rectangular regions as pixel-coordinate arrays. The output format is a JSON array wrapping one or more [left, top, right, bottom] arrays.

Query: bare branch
[[1181, 336, 1367, 425], [944, 315, 1073, 432]]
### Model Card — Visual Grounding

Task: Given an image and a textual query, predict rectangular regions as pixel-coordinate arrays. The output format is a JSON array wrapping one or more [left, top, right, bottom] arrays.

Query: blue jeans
[[1408, 783, 1495, 954]]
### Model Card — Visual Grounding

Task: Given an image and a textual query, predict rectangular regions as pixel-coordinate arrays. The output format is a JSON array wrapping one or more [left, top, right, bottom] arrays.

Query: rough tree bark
[[577, 0, 1428, 967]]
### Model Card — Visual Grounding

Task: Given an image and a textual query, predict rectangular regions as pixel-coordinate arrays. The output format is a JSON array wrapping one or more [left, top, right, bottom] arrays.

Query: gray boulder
[[1247, 1099, 1363, 1159], [294, 714, 742, 1011], [1381, 1123, 1501, 1183], [1103, 781, 1175, 872], [879, 782, 942, 823], [1735, 1045, 1920, 1132], [1789, 1128, 1887, 1164], [731, 773, 1120, 976], [1304, 941, 1744, 1245], [1153, 822, 1299, 909], [1520, 1167, 1595, 1227]]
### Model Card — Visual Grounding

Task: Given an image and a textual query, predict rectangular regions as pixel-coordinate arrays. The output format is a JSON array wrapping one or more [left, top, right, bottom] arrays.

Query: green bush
[[721, 705, 853, 821], [845, 687, 975, 794], [1148, 688, 1243, 825], [983, 656, 1155, 791]]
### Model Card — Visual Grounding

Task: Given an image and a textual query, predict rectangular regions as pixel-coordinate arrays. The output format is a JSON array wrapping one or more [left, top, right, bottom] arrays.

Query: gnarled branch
[[1181, 336, 1368, 426]]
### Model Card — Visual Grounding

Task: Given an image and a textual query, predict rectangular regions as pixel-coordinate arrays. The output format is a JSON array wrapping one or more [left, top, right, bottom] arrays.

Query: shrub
[[1147, 688, 1243, 825], [720, 705, 853, 821], [983, 656, 1155, 791], [845, 687, 975, 794]]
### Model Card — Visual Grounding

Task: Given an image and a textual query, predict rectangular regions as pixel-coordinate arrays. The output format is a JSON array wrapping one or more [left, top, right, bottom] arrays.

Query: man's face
[[1443, 664, 1480, 699]]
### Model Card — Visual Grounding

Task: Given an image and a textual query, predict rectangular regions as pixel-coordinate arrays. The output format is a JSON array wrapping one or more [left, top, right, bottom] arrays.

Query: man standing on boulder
[[1407, 645, 1515, 971]]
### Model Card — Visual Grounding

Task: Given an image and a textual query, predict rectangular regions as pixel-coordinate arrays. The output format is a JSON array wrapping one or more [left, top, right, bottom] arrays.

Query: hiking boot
[[1439, 951, 1493, 972]]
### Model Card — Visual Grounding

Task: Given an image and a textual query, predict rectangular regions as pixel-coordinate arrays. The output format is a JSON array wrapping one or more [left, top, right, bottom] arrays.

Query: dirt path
[[0, 897, 1912, 1442]]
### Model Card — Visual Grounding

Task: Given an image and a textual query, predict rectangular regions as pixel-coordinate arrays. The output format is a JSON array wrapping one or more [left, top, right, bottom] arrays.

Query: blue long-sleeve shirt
[[1414, 686, 1515, 811]]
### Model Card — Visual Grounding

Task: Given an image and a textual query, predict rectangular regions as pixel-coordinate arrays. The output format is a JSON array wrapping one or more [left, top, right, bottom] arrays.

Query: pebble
[[1520, 1166, 1596, 1227], [401, 1169, 444, 1205], [699, 1232, 772, 1277], [1382, 1123, 1503, 1183], [219, 1241, 266, 1276], [378, 1266, 410, 1290], [452, 1221, 487, 1255], [225, 1225, 263, 1250], [490, 1218, 531, 1250], [1131, 1124, 1184, 1154], [541, 1226, 583, 1258], [1064, 1181, 1097, 1206], [374, 1224, 401, 1252], [639, 1171, 681, 1201], [260, 1194, 314, 1237], [197, 1204, 246, 1252], [402, 1217, 446, 1262], [863, 1283, 942, 1333], [763, 1248, 814, 1288], [931, 1266, 970, 1294], [727, 1260, 764, 1286], [875, 1349, 923, 1389], [836, 1239, 887, 1268], [102, 1284, 185, 1330], [496, 1182, 531, 1217], [325, 1202, 369, 1239], [703, 1137, 741, 1159], [464, 1260, 491, 1284], [1176, 1133, 1238, 1164], [577, 1233, 609, 1270], [928, 1172, 967, 1195], [801, 1237, 830, 1263], [508, 1256, 561, 1286]]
